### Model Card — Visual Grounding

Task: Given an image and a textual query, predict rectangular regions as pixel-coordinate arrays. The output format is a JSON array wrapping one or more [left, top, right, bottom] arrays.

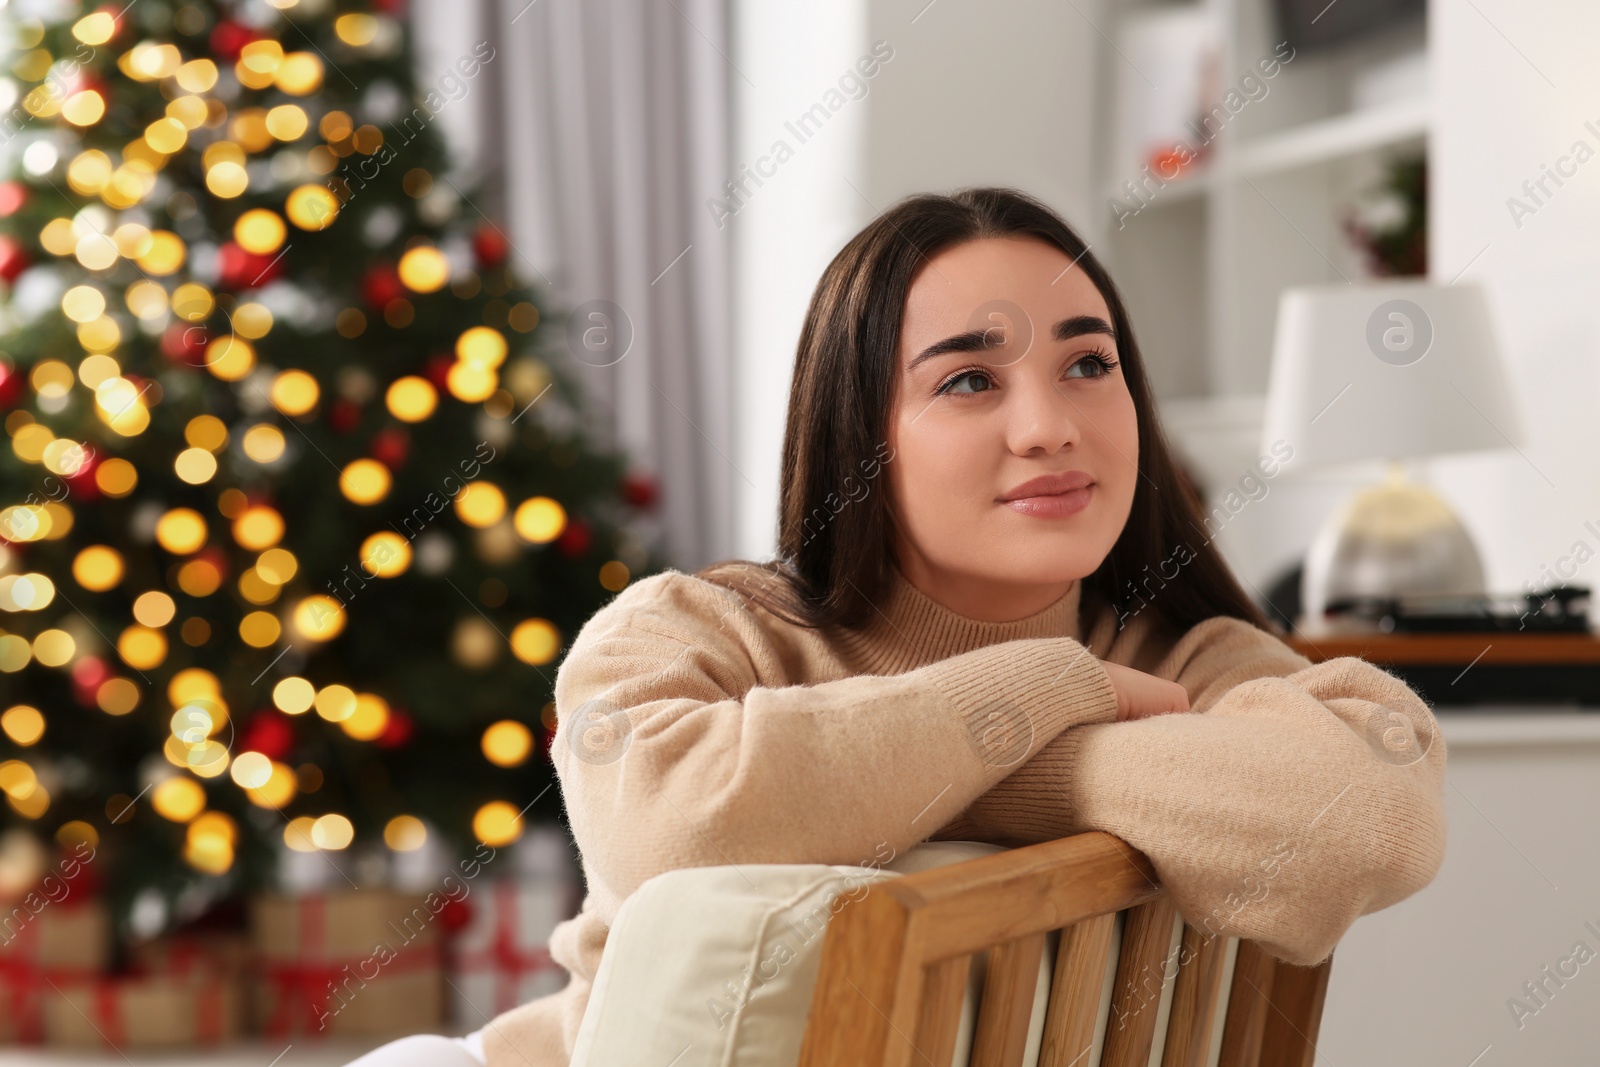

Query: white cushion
[[569, 840, 1160, 1067]]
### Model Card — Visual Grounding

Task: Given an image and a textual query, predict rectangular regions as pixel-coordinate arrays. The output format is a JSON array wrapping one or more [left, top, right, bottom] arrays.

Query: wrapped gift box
[[0, 899, 109, 1044], [447, 876, 578, 1025], [128, 930, 254, 1031], [43, 972, 244, 1049], [251, 888, 444, 1038], [128, 930, 252, 979]]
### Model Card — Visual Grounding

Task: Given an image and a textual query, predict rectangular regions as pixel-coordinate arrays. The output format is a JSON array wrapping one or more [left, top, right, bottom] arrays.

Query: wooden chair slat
[[797, 889, 924, 1067], [913, 954, 972, 1067], [1257, 956, 1333, 1067], [1160, 924, 1228, 1067], [970, 932, 1048, 1067], [1216, 938, 1277, 1067], [1099, 896, 1178, 1067], [1038, 913, 1116, 1067]]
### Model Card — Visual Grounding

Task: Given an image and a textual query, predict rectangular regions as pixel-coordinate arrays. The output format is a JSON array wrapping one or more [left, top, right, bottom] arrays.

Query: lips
[[998, 470, 1095, 502], [1001, 484, 1093, 518]]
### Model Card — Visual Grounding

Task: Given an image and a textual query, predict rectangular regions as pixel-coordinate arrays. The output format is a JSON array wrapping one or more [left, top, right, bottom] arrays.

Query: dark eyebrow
[[908, 314, 1118, 373], [1053, 315, 1117, 344]]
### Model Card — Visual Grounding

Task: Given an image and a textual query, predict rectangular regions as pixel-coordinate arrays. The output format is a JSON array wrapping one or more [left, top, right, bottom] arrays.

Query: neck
[[832, 562, 1085, 676], [896, 556, 1078, 623]]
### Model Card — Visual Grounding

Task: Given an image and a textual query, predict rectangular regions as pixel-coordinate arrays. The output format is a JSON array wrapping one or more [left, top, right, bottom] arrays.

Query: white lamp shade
[[1260, 279, 1525, 469]]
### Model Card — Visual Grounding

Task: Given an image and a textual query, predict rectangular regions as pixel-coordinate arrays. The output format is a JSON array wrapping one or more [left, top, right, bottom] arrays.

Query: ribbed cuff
[[979, 729, 1099, 838], [930, 728, 1101, 845], [920, 637, 1119, 767]]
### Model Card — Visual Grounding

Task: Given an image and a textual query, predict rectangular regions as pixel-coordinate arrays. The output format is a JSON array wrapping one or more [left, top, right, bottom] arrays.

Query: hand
[[1101, 660, 1193, 721]]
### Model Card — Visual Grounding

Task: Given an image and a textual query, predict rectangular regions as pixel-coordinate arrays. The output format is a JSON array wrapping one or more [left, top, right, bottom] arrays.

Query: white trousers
[[341, 1028, 486, 1066]]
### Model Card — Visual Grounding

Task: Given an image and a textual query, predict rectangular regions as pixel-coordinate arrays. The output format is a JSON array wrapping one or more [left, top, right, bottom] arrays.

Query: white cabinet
[[1321, 710, 1600, 1064]]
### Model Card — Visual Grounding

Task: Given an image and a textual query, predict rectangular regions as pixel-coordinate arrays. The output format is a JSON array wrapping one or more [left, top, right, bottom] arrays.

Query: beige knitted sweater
[[482, 562, 1448, 1067]]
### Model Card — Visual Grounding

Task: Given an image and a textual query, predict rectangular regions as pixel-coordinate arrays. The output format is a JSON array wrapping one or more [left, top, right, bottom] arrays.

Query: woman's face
[[885, 235, 1140, 621]]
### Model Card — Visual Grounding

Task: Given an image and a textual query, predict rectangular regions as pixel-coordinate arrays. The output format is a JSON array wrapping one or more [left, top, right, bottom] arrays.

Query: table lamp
[[1260, 279, 1525, 628]]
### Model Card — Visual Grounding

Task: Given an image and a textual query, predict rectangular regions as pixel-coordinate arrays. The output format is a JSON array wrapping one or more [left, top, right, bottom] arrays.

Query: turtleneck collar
[[832, 564, 1084, 676]]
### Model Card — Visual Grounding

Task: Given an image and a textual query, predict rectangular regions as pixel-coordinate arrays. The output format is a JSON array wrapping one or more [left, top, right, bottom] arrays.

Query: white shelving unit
[[1094, 0, 1428, 413], [1228, 92, 1430, 176], [1090, 0, 1429, 591]]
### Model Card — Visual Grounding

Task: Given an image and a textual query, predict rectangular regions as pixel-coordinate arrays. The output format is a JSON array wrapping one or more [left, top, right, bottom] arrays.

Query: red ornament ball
[[0, 182, 28, 217], [423, 354, 454, 390], [239, 710, 296, 762], [0, 359, 21, 408], [209, 21, 262, 62], [329, 399, 363, 434], [472, 225, 508, 269], [371, 427, 411, 469], [361, 262, 404, 311], [620, 470, 658, 510], [217, 242, 282, 290], [376, 709, 414, 749], [189, 545, 230, 583], [60, 454, 101, 502], [557, 518, 592, 559], [71, 656, 110, 690], [160, 322, 209, 367], [70, 656, 111, 708], [0, 236, 30, 284]]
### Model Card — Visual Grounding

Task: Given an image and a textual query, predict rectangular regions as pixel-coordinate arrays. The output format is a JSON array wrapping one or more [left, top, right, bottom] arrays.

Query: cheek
[[1091, 389, 1140, 468], [888, 417, 984, 531], [1105, 394, 1141, 514], [894, 416, 984, 490], [1070, 389, 1139, 516], [1118, 394, 1140, 462]]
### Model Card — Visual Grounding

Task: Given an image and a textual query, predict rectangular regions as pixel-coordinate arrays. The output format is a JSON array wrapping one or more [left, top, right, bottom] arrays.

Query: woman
[[352, 187, 1447, 1067]]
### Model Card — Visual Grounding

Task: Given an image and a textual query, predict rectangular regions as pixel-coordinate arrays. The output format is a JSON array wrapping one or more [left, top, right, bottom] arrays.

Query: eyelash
[[933, 350, 1121, 397]]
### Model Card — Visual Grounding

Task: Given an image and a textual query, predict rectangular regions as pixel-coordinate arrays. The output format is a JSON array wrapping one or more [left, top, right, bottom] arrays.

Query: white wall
[[729, 0, 870, 560], [861, 0, 1104, 232], [1427, 0, 1600, 607], [729, 0, 1106, 561]]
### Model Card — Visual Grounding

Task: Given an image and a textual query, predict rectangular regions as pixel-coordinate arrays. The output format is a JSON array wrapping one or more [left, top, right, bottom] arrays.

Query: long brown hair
[[697, 187, 1275, 639]]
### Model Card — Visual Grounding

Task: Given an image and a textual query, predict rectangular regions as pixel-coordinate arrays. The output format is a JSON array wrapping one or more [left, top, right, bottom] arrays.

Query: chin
[[978, 547, 1096, 588], [1017, 534, 1112, 580]]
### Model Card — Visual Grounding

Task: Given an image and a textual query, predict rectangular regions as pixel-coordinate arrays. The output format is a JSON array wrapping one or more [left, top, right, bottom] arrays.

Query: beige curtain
[[413, 0, 738, 571]]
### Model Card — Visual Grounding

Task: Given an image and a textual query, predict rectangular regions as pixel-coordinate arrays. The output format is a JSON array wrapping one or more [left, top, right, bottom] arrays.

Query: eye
[[935, 368, 995, 396], [934, 351, 1120, 396], [1066, 351, 1120, 379]]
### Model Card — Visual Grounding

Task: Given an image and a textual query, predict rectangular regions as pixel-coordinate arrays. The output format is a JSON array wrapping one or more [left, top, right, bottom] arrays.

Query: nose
[[1004, 373, 1084, 456]]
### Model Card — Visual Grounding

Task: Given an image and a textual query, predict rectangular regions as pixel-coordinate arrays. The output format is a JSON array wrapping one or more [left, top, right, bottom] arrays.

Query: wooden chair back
[[796, 831, 1332, 1067]]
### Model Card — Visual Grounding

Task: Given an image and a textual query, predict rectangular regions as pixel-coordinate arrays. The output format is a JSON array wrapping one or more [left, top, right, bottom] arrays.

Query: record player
[[1323, 584, 1590, 634], [1287, 586, 1599, 707]]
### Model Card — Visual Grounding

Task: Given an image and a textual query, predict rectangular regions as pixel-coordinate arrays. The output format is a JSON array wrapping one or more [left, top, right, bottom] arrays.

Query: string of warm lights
[[0, 0, 658, 910]]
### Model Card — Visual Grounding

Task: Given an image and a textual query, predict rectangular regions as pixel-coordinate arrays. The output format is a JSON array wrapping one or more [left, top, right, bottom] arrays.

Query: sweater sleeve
[[932, 615, 1448, 967], [549, 572, 1120, 903]]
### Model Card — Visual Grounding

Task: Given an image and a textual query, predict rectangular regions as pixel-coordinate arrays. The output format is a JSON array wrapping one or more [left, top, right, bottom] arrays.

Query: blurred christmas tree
[[0, 0, 665, 943]]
